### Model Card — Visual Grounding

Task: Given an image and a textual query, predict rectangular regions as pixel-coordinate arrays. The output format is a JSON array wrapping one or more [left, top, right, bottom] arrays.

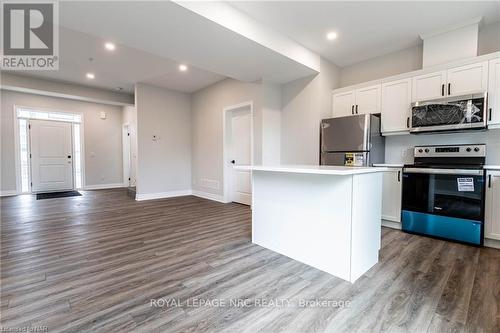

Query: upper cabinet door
[[332, 90, 355, 118], [488, 58, 500, 127], [447, 61, 488, 97], [412, 70, 447, 102], [355, 84, 381, 114], [381, 78, 412, 134]]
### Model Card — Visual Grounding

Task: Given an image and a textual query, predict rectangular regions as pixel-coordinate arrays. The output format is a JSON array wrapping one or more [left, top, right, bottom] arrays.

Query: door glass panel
[[19, 119, 30, 193], [403, 173, 484, 221]]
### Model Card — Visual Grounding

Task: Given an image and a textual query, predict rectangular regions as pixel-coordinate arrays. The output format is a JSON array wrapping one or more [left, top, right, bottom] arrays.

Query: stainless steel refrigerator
[[320, 114, 385, 166]]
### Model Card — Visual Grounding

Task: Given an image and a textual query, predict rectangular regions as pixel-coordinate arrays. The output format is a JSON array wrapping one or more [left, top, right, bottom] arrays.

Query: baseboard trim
[[192, 190, 227, 203], [135, 190, 192, 201], [485, 238, 500, 249], [0, 190, 18, 197], [382, 220, 402, 230], [84, 183, 128, 190]]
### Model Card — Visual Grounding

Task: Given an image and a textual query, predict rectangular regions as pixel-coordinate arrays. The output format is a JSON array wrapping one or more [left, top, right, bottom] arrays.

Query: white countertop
[[373, 163, 404, 168], [484, 165, 500, 170], [234, 164, 388, 175]]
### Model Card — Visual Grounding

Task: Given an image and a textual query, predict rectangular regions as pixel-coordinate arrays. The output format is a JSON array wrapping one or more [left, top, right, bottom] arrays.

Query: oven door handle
[[404, 168, 484, 176]]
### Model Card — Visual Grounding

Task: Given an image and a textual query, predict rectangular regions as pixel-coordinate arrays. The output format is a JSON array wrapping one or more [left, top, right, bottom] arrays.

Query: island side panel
[[252, 170, 353, 281], [349, 172, 383, 282]]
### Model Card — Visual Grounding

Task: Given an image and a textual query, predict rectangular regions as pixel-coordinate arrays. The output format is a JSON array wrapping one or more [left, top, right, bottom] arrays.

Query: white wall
[[123, 105, 137, 187], [2, 73, 134, 105], [281, 58, 341, 164], [135, 83, 191, 198], [1, 90, 124, 193], [340, 21, 500, 87], [190, 79, 262, 198], [385, 130, 500, 165]]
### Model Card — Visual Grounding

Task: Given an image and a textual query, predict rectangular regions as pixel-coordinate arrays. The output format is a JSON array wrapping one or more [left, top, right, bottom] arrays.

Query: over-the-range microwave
[[410, 92, 488, 134]]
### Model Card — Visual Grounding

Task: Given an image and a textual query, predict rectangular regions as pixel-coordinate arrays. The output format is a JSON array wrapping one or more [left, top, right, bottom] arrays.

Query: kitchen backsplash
[[384, 129, 500, 165]]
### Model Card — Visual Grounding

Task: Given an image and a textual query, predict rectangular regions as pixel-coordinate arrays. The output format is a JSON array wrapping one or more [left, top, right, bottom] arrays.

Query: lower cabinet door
[[382, 168, 403, 223], [485, 171, 500, 240]]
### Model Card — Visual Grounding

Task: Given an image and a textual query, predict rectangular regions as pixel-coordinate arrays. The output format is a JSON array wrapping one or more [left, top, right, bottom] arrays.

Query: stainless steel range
[[402, 144, 486, 245]]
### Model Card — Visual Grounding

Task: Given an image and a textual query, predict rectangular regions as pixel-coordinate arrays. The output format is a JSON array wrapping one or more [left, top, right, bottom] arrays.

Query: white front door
[[30, 120, 74, 192], [230, 108, 252, 205]]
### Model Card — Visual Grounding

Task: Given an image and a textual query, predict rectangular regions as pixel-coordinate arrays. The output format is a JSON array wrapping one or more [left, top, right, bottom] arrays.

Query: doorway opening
[[222, 101, 253, 205], [15, 107, 84, 193]]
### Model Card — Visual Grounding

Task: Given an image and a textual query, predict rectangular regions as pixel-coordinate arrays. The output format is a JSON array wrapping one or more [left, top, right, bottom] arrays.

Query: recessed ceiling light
[[179, 64, 188, 72], [86, 73, 95, 79], [326, 31, 338, 41], [104, 42, 116, 51]]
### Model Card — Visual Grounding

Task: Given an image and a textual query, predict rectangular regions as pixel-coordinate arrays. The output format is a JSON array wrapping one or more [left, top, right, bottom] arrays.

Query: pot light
[[104, 42, 116, 51], [86, 73, 95, 79], [179, 64, 188, 72], [326, 31, 338, 41]]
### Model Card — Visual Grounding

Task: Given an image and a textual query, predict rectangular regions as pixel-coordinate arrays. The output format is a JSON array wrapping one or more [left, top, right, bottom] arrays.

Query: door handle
[[406, 117, 410, 128], [67, 155, 72, 158], [441, 84, 445, 96], [230, 160, 235, 164], [489, 108, 493, 122], [355, 105, 358, 114], [448, 83, 451, 95], [351, 105, 354, 115], [397, 170, 401, 182], [489, 174, 492, 188]]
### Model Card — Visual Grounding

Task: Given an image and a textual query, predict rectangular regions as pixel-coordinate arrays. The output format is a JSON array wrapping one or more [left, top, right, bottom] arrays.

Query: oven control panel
[[414, 144, 486, 158]]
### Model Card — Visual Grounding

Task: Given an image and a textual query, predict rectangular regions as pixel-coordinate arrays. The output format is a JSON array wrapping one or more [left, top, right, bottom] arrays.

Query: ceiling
[[6, 27, 226, 94], [229, 1, 500, 67]]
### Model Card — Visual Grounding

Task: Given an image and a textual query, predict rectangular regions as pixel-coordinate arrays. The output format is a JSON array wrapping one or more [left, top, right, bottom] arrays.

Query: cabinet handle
[[448, 83, 451, 95], [489, 174, 492, 188], [355, 105, 358, 114], [489, 108, 493, 122], [441, 84, 445, 96], [397, 171, 401, 182], [351, 105, 354, 115], [406, 117, 410, 128]]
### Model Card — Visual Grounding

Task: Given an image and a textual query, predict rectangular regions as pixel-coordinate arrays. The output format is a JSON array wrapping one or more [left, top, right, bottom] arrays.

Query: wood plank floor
[[1, 189, 499, 333]]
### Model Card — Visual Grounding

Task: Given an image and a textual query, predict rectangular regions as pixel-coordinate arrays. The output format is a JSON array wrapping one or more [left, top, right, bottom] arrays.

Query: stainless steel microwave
[[410, 92, 487, 133]]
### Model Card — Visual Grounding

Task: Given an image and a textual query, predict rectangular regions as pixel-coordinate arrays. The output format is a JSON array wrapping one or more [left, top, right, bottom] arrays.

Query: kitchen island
[[235, 165, 388, 283]]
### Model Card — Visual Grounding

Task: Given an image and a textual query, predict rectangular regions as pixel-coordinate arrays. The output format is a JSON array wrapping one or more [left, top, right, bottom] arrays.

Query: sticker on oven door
[[457, 177, 474, 192]]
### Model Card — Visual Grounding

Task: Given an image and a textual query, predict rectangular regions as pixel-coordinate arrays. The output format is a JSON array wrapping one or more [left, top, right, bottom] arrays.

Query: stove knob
[[418, 149, 423, 153], [424, 148, 430, 153], [466, 147, 472, 152], [474, 147, 480, 152]]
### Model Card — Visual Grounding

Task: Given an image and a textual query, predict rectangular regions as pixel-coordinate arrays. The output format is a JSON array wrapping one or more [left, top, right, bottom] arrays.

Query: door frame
[[13, 105, 85, 194], [222, 101, 254, 203], [122, 123, 131, 187]]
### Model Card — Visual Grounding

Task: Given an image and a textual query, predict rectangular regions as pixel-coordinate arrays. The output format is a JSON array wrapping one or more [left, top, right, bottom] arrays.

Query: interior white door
[[332, 91, 355, 117], [412, 70, 447, 102], [446, 61, 488, 97], [230, 109, 252, 205], [30, 120, 74, 192], [355, 84, 381, 114]]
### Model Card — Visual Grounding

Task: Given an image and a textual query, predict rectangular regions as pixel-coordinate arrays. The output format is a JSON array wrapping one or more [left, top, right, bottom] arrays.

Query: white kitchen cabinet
[[446, 61, 488, 97], [332, 91, 355, 117], [381, 168, 403, 223], [485, 170, 500, 241], [355, 84, 381, 115], [412, 70, 447, 102], [488, 58, 500, 127], [381, 78, 412, 134], [332, 84, 381, 117]]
